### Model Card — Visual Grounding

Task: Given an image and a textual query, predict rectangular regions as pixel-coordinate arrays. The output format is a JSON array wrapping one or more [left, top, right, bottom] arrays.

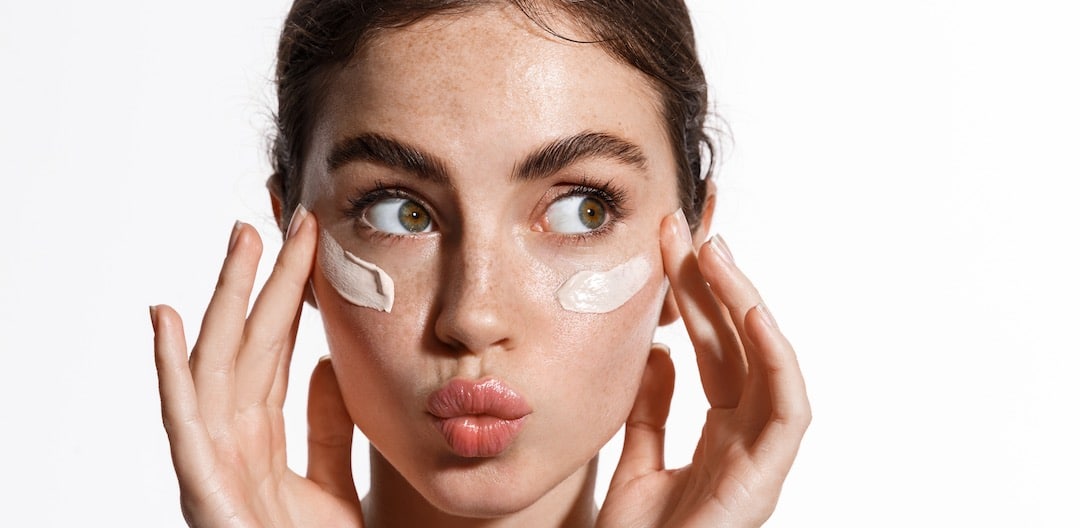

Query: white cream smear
[[556, 256, 651, 314], [319, 232, 395, 312]]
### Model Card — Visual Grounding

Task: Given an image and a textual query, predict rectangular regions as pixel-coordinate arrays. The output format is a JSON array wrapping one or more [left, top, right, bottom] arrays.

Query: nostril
[[434, 300, 515, 354]]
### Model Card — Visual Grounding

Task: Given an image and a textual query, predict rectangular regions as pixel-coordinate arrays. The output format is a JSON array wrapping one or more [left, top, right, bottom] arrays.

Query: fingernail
[[653, 343, 671, 356], [287, 205, 309, 240], [148, 305, 159, 332], [756, 303, 777, 329], [673, 209, 692, 245], [708, 234, 735, 264], [227, 221, 242, 253]]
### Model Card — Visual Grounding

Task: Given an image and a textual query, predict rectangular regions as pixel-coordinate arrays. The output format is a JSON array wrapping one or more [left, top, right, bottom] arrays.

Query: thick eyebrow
[[514, 132, 648, 181], [327, 131, 647, 184], [327, 133, 451, 184]]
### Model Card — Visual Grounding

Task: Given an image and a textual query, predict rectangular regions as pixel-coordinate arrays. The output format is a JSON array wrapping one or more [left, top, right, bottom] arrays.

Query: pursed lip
[[427, 378, 532, 458]]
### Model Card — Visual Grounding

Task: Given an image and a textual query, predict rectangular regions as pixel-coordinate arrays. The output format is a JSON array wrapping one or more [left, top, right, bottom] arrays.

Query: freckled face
[[301, 6, 680, 517]]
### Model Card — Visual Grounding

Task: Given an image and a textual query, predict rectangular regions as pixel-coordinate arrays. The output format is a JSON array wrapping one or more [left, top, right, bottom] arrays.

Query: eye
[[545, 194, 607, 234], [363, 197, 433, 234]]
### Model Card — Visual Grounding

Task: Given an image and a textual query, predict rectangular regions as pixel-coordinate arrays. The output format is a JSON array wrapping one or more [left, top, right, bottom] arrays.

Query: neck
[[362, 445, 599, 528]]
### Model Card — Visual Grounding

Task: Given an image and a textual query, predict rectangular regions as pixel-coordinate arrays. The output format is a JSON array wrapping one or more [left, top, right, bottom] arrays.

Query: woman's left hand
[[597, 211, 811, 528]]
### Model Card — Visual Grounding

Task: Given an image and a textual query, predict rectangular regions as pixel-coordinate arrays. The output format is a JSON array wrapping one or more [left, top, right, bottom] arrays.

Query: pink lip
[[427, 378, 532, 458]]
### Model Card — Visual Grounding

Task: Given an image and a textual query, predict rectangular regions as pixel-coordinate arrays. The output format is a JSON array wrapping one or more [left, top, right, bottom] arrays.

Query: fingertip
[[745, 303, 798, 376], [240, 222, 263, 254], [755, 303, 777, 330], [706, 234, 735, 265], [224, 222, 263, 264], [227, 220, 242, 253], [309, 355, 345, 416], [659, 209, 689, 250], [641, 344, 676, 404], [746, 303, 781, 345], [744, 304, 768, 349], [659, 210, 696, 281], [286, 204, 312, 240], [151, 304, 180, 334], [310, 354, 337, 387], [696, 234, 732, 280], [279, 207, 318, 261], [651, 342, 671, 356], [673, 209, 692, 245]]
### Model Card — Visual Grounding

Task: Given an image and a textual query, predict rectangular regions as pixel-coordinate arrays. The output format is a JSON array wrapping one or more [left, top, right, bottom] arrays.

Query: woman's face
[[301, 5, 681, 517]]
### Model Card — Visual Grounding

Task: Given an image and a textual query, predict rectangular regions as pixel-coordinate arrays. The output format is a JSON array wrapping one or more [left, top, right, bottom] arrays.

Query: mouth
[[427, 378, 532, 458]]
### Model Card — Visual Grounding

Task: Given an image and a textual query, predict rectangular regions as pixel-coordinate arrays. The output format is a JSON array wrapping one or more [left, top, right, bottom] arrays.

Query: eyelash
[[343, 178, 631, 242], [553, 177, 630, 242], [344, 182, 430, 241]]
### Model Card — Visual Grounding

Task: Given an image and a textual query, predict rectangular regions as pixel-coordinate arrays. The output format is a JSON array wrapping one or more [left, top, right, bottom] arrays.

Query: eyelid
[[345, 184, 438, 235], [538, 179, 630, 241], [559, 177, 629, 220]]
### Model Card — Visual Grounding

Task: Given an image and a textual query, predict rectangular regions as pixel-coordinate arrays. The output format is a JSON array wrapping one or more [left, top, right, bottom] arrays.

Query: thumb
[[306, 356, 359, 503], [608, 343, 676, 491]]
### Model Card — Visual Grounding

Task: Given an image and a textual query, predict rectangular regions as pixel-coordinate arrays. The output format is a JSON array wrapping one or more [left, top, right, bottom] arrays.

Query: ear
[[268, 180, 285, 232], [658, 180, 717, 326], [693, 180, 717, 247]]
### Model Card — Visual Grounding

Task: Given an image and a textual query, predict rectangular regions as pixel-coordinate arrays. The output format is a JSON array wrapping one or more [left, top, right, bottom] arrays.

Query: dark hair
[[269, 0, 714, 232]]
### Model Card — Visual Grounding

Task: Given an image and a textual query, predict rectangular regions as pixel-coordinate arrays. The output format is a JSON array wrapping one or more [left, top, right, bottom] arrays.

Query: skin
[[152, 5, 810, 528]]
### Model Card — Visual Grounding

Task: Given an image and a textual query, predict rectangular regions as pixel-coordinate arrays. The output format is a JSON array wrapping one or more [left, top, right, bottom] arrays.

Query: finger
[[265, 213, 315, 408], [608, 344, 676, 491], [697, 235, 797, 421], [744, 305, 811, 471], [152, 305, 217, 492], [306, 356, 359, 503], [696, 234, 765, 358], [266, 307, 303, 409], [234, 206, 317, 405], [660, 210, 746, 408], [189, 223, 262, 420]]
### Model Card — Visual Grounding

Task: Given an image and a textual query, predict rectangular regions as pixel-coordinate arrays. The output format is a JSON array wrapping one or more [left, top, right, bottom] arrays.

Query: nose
[[433, 232, 521, 354]]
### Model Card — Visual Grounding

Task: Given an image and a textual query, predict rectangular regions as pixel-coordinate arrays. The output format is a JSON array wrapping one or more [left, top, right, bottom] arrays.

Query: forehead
[[310, 4, 674, 177]]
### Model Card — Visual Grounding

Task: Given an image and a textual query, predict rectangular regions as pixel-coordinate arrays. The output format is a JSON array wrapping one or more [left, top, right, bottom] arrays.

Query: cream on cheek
[[555, 255, 651, 314], [318, 230, 396, 313]]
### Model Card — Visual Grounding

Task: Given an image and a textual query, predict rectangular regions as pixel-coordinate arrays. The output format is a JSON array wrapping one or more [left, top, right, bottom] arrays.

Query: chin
[[417, 464, 546, 518]]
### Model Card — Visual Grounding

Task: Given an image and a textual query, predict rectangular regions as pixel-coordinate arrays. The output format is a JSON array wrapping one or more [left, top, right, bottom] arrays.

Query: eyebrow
[[327, 133, 451, 183], [515, 132, 648, 181], [327, 131, 648, 183]]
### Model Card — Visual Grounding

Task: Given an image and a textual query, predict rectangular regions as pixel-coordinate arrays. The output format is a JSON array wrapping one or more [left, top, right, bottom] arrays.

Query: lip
[[427, 378, 532, 458]]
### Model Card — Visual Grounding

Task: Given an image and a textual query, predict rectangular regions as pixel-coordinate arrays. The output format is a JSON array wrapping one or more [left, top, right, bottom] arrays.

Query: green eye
[[364, 198, 433, 234], [546, 195, 607, 233]]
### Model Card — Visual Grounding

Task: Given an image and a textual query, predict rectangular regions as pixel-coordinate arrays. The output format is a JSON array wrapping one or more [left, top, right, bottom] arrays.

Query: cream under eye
[[363, 197, 433, 234], [546, 194, 607, 234]]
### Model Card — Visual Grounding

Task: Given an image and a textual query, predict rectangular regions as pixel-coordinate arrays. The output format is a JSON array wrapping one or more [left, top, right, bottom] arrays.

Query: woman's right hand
[[152, 207, 364, 527]]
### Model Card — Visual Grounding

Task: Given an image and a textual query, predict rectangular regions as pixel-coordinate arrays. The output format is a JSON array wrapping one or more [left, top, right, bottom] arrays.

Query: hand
[[597, 211, 811, 528], [152, 209, 364, 527]]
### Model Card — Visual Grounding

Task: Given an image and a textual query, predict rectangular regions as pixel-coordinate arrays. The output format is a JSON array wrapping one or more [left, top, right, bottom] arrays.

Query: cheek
[[311, 243, 440, 432], [312, 235, 666, 446], [539, 263, 667, 426], [555, 255, 652, 314], [318, 230, 395, 312]]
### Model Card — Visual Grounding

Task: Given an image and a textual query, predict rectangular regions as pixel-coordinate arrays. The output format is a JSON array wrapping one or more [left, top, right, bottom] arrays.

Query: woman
[[151, 1, 810, 526]]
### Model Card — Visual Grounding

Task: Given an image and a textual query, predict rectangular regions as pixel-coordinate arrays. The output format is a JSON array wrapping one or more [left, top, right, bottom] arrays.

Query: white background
[[2, 0, 1078, 526]]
